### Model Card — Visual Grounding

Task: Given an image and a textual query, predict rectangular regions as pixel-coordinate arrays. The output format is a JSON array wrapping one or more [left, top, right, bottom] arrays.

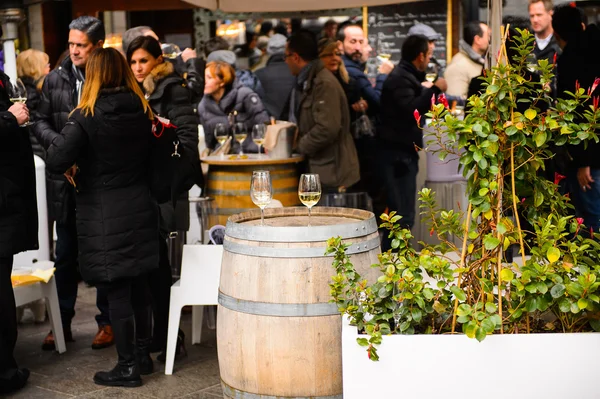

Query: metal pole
[[0, 8, 24, 83], [489, 0, 502, 67]]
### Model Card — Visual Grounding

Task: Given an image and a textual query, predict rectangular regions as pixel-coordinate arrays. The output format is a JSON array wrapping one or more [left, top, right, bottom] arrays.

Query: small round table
[[201, 154, 305, 226]]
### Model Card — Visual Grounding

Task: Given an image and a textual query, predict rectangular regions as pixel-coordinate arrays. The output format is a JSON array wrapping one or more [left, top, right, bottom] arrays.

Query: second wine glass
[[250, 170, 273, 226], [252, 124, 266, 158], [298, 173, 321, 227], [214, 123, 229, 158], [233, 122, 247, 155]]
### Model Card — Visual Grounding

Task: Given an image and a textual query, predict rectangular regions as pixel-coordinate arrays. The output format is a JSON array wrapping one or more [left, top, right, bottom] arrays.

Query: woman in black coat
[[127, 35, 201, 362], [46, 48, 159, 388], [0, 71, 36, 395]]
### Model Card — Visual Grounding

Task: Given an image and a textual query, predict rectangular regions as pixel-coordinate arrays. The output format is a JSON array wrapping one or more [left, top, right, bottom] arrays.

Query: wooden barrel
[[205, 161, 301, 226], [217, 207, 381, 399]]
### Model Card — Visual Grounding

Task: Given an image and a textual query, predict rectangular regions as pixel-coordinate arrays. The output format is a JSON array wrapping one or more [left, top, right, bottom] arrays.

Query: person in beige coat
[[284, 30, 360, 192], [444, 21, 489, 103]]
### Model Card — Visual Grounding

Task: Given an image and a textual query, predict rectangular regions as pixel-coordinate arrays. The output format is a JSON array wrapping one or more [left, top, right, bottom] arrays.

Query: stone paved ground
[[5, 283, 223, 399]]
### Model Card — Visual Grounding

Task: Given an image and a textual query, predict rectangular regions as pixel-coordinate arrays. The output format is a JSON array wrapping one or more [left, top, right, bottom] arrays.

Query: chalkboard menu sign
[[366, 0, 448, 81]]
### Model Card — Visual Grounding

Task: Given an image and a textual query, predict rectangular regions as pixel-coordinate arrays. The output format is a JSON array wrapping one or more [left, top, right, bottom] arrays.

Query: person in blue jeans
[[32, 16, 113, 350]]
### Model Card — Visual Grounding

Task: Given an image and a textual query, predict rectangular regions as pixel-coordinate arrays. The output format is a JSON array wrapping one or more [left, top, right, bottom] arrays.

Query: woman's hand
[[351, 99, 368, 112], [578, 166, 595, 191], [64, 164, 78, 187], [8, 103, 29, 125]]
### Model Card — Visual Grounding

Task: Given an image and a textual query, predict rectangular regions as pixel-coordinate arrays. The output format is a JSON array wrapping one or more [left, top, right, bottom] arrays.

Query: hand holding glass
[[214, 123, 229, 158], [252, 124, 266, 157], [298, 174, 321, 226], [425, 63, 438, 83], [9, 79, 32, 127], [250, 170, 273, 225]]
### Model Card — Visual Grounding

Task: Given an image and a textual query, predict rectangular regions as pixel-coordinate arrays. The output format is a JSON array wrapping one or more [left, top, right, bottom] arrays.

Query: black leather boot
[[93, 316, 142, 387], [134, 306, 154, 375]]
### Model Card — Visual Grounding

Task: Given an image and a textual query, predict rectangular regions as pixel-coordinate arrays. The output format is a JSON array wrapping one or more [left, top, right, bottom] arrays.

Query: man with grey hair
[[32, 16, 113, 352], [255, 34, 296, 119]]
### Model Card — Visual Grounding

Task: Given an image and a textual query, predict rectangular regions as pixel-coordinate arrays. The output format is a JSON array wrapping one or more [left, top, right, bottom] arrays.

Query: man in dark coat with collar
[[377, 35, 447, 247], [32, 16, 113, 351], [0, 69, 36, 395], [284, 30, 360, 192]]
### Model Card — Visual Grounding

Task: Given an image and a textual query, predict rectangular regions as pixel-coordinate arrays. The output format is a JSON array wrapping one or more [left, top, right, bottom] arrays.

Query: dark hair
[[204, 37, 230, 58], [126, 35, 162, 62], [274, 23, 288, 37], [69, 16, 105, 45], [552, 4, 584, 43], [502, 15, 531, 31], [324, 19, 337, 28], [464, 21, 484, 47], [337, 21, 362, 42], [287, 29, 319, 62], [123, 26, 153, 53], [401, 34, 429, 62], [260, 21, 273, 36]]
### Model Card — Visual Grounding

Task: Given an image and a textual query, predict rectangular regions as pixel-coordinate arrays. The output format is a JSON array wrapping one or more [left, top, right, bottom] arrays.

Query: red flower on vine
[[413, 109, 421, 125], [438, 93, 449, 109], [554, 172, 566, 185]]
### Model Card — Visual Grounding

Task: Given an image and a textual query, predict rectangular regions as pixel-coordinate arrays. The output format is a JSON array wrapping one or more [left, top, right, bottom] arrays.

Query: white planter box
[[342, 316, 600, 399]]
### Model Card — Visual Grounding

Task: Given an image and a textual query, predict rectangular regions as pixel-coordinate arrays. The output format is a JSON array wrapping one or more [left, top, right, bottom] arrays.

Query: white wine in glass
[[425, 62, 438, 83], [9, 78, 32, 126], [250, 170, 273, 225], [298, 173, 321, 226], [252, 124, 266, 158], [214, 123, 229, 158], [233, 122, 247, 155]]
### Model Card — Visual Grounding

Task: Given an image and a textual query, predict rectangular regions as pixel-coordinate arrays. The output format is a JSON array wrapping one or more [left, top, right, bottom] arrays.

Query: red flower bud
[[577, 217, 584, 225], [591, 78, 600, 95], [431, 93, 436, 109], [430, 227, 435, 237], [521, 198, 526, 204], [413, 109, 421, 125], [576, 80, 581, 92], [594, 96, 600, 111], [438, 93, 449, 109], [554, 172, 566, 185], [553, 52, 557, 66]]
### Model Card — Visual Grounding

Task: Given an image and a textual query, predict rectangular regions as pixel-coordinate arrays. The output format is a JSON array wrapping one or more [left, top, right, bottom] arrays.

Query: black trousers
[[148, 237, 172, 348], [98, 275, 150, 325], [0, 256, 18, 379]]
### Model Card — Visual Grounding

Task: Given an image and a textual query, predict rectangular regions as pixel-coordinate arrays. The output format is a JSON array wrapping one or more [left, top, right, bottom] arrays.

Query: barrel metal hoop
[[225, 216, 378, 242], [218, 292, 339, 317], [221, 380, 343, 399], [223, 236, 380, 258]]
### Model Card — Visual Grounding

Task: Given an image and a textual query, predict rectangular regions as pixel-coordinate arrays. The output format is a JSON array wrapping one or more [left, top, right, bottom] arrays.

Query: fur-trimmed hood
[[143, 61, 175, 97]]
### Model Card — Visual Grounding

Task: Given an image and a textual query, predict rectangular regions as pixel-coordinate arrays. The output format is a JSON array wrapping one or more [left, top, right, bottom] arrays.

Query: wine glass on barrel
[[298, 174, 321, 227], [250, 170, 273, 226]]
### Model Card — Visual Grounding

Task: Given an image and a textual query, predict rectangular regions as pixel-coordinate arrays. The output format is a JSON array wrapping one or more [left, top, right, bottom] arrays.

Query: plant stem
[[496, 172, 504, 334], [451, 201, 473, 334], [511, 144, 527, 263]]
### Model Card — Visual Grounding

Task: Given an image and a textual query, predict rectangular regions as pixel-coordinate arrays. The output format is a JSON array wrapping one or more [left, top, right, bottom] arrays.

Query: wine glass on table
[[252, 124, 266, 158], [298, 173, 321, 227], [425, 63, 438, 84], [214, 123, 229, 159], [233, 122, 247, 155], [8, 79, 32, 127], [250, 170, 273, 226]]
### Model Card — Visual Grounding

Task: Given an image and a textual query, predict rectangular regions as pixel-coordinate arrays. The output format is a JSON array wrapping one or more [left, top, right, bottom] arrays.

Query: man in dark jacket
[[255, 34, 296, 119], [377, 35, 447, 238], [529, 0, 561, 64], [0, 70, 36, 395], [553, 5, 600, 234], [32, 16, 113, 351], [285, 30, 360, 192]]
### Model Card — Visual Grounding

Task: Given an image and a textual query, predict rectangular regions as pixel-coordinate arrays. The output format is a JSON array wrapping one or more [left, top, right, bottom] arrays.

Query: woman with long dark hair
[[46, 47, 159, 387]]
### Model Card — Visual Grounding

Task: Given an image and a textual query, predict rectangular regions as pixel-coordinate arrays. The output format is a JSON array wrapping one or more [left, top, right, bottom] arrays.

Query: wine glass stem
[[258, 144, 262, 158], [261, 208, 265, 226], [239, 141, 244, 155], [308, 206, 311, 227]]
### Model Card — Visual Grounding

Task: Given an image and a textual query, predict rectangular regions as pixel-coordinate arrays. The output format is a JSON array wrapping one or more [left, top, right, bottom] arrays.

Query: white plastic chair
[[164, 244, 223, 375], [12, 260, 66, 354]]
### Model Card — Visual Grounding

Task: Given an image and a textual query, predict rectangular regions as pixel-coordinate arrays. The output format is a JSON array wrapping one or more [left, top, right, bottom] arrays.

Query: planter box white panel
[[342, 317, 600, 399]]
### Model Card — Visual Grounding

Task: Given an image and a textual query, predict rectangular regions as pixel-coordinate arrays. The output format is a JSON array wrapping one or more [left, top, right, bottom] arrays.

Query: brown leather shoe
[[42, 329, 74, 351], [92, 325, 114, 350]]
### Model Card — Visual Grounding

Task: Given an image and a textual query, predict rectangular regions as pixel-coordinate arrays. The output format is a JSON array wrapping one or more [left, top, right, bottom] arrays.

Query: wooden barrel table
[[202, 154, 304, 226], [217, 207, 381, 399]]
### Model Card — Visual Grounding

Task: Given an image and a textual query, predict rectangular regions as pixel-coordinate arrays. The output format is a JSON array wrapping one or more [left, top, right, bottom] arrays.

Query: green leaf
[[590, 319, 600, 332], [506, 126, 518, 136], [561, 125, 574, 135], [357, 338, 369, 347], [479, 188, 489, 196], [500, 268, 514, 282], [411, 308, 422, 322], [481, 317, 496, 333], [487, 85, 500, 94], [578, 298, 589, 310], [485, 302, 497, 313], [457, 304, 472, 317], [464, 321, 477, 338], [475, 326, 487, 342], [534, 131, 547, 147], [450, 286, 467, 301], [547, 247, 560, 263], [524, 108, 537, 120], [558, 298, 571, 312], [484, 236, 501, 250]]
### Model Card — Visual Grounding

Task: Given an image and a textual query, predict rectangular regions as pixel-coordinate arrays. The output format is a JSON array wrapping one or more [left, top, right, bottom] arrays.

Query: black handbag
[[150, 115, 181, 204]]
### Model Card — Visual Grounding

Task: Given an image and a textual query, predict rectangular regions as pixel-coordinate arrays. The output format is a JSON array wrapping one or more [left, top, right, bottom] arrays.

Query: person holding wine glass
[[198, 61, 269, 155]]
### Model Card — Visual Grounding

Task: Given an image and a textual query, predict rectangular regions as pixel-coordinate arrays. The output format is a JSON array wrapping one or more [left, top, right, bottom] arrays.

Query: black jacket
[[343, 55, 386, 116], [534, 34, 561, 65], [22, 76, 45, 160], [255, 54, 296, 119], [0, 71, 38, 257], [557, 26, 600, 169], [31, 57, 78, 224], [377, 60, 441, 155], [143, 61, 203, 204], [170, 55, 205, 106], [46, 88, 159, 284], [198, 80, 269, 152]]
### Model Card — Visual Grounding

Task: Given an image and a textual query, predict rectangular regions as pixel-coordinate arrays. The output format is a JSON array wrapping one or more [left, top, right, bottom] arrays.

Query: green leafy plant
[[328, 28, 600, 361]]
